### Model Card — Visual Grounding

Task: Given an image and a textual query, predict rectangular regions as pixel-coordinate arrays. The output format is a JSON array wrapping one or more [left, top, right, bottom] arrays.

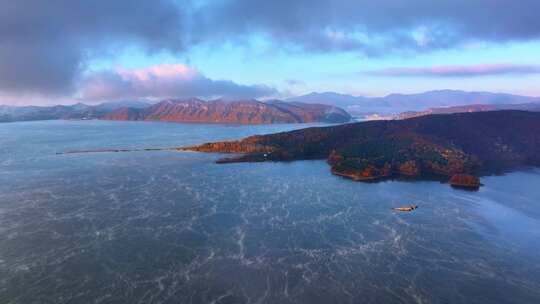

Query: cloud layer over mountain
[[81, 64, 277, 101]]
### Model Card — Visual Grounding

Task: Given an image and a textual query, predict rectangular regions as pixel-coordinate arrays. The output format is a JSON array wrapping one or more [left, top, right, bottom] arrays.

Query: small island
[[181, 111, 540, 187], [449, 174, 481, 190]]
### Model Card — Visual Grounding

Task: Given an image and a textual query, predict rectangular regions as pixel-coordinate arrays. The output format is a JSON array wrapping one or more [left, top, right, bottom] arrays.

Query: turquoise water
[[0, 120, 539, 304]]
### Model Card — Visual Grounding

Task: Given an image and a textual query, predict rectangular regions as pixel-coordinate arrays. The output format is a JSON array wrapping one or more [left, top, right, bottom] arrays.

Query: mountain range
[[288, 90, 540, 117], [2, 90, 540, 123], [397, 102, 540, 120], [0, 100, 149, 123], [104, 99, 350, 124], [0, 99, 350, 124]]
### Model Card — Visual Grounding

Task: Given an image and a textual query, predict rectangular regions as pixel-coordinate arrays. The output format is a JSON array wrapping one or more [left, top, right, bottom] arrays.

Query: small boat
[[392, 205, 418, 212]]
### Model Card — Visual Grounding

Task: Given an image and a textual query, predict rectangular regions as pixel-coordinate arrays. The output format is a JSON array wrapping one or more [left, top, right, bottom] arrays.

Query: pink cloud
[[116, 64, 199, 82], [368, 64, 540, 77], [80, 64, 276, 101]]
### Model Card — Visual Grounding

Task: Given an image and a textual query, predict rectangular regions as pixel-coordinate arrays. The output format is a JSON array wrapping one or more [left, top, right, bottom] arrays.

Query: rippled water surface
[[1, 120, 539, 304]]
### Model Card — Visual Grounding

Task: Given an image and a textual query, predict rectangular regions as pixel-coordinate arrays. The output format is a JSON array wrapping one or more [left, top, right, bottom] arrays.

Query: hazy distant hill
[[288, 90, 540, 117], [105, 99, 351, 124], [4, 90, 539, 123], [0, 98, 350, 124], [0, 101, 149, 122], [91, 100, 150, 111], [397, 102, 540, 119], [286, 92, 367, 107]]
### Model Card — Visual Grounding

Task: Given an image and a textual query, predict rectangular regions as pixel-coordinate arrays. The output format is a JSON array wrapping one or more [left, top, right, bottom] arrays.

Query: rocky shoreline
[[180, 111, 540, 188]]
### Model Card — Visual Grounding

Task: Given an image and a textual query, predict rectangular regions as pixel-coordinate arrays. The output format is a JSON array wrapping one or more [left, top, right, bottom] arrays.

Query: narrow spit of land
[[56, 147, 180, 155]]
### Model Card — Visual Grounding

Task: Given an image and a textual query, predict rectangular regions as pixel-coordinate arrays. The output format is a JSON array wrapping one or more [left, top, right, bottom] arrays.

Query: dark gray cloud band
[[194, 0, 540, 53], [0, 0, 186, 97]]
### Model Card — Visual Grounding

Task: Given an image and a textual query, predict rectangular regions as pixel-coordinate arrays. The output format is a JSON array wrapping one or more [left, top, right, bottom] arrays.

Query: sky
[[1, 0, 540, 105]]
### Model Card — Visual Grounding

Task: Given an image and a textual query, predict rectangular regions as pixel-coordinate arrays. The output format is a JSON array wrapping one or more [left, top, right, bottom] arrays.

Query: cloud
[[2, 0, 540, 101], [367, 64, 540, 77], [285, 79, 306, 86], [0, 0, 186, 97], [193, 0, 540, 54], [80, 64, 277, 101]]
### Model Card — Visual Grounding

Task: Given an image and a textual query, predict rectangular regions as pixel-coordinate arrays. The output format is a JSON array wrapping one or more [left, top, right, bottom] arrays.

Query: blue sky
[[92, 40, 540, 98], [1, 1, 540, 105]]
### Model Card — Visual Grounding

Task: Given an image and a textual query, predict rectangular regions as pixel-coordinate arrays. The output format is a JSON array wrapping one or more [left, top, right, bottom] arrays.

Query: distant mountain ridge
[[105, 99, 351, 124], [287, 92, 366, 107], [288, 90, 540, 117], [0, 99, 350, 124], [0, 100, 149, 122], [397, 102, 540, 120], [3, 90, 540, 123]]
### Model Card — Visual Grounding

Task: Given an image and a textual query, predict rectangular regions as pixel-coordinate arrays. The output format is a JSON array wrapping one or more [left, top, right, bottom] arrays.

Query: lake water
[[1, 120, 539, 304]]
